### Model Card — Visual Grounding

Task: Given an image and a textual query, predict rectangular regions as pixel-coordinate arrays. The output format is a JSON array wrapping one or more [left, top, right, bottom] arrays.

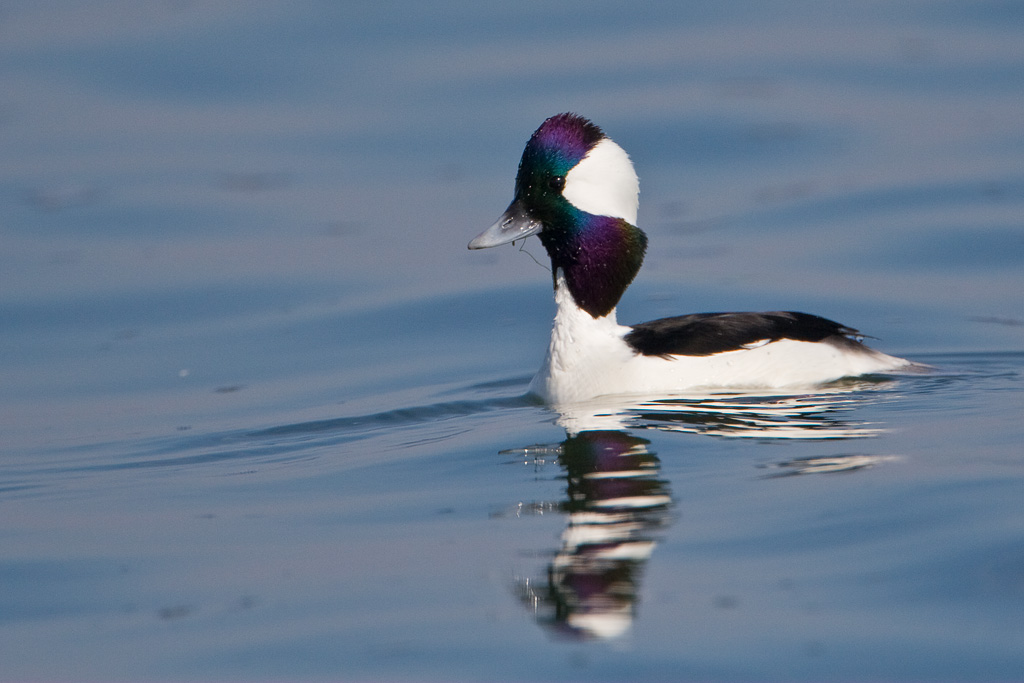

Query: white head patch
[[562, 138, 639, 225]]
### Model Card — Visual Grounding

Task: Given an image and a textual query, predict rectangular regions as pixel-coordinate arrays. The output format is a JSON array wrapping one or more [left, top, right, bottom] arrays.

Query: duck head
[[469, 113, 647, 319]]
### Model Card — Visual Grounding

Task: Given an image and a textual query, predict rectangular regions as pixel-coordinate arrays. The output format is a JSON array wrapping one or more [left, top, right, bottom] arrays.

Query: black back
[[624, 311, 866, 357]]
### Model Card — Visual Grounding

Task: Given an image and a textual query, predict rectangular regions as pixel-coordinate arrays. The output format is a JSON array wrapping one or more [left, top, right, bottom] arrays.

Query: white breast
[[528, 271, 637, 403]]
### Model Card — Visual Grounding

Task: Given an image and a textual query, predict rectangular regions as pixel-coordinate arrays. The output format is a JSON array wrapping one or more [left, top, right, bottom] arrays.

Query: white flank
[[529, 274, 918, 405]]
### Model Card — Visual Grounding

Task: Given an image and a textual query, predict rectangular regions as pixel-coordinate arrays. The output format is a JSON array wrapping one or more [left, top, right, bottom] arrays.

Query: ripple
[[8, 395, 535, 484]]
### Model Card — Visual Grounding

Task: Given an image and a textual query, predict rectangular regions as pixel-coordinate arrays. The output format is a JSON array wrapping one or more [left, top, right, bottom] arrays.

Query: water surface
[[2, 2, 1023, 680]]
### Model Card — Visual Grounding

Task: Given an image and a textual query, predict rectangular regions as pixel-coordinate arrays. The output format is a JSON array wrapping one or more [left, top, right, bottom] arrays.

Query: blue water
[[2, 2, 1024, 680]]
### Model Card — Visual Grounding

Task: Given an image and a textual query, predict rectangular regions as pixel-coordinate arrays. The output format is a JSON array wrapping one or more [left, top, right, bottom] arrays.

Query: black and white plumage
[[624, 311, 867, 358], [469, 113, 921, 404]]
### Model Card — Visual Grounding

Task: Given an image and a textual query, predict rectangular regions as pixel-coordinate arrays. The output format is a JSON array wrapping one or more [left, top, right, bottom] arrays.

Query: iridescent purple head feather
[[516, 113, 605, 196]]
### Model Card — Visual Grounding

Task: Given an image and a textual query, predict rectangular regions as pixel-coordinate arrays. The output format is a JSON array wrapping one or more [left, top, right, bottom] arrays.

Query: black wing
[[624, 311, 866, 357]]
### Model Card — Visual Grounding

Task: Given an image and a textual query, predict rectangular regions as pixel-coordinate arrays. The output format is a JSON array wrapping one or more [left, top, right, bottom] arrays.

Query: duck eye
[[548, 175, 565, 192]]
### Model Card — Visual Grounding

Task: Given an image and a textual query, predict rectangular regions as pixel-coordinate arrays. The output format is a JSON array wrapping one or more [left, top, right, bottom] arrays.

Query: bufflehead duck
[[469, 113, 920, 404]]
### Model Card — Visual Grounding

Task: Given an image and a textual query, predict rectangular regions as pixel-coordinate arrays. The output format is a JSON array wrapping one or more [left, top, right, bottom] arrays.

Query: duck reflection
[[511, 430, 670, 640], [552, 385, 889, 439], [505, 385, 892, 640]]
